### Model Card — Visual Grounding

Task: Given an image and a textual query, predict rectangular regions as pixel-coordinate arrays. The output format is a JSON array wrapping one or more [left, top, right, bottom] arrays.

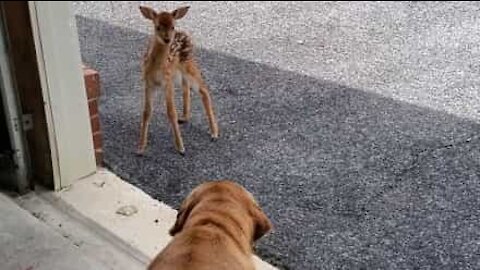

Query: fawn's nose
[[163, 38, 171, 43]]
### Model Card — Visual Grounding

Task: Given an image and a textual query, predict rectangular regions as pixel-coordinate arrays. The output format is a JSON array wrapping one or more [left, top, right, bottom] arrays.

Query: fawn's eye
[[156, 26, 161, 31], [171, 26, 175, 31]]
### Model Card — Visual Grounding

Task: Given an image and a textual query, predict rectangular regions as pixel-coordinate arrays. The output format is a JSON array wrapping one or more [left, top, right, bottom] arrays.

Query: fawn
[[137, 5, 219, 156]]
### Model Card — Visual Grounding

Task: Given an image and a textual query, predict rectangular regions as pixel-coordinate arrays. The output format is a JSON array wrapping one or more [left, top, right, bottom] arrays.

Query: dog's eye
[[156, 26, 161, 31], [171, 26, 175, 31]]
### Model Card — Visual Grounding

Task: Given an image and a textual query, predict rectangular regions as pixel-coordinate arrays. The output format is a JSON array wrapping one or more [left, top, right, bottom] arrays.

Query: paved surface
[[73, 2, 480, 269], [0, 192, 116, 270]]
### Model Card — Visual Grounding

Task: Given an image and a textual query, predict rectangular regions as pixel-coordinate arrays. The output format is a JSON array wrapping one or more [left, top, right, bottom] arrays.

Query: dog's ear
[[139, 6, 157, 20], [169, 192, 198, 236], [251, 203, 273, 242]]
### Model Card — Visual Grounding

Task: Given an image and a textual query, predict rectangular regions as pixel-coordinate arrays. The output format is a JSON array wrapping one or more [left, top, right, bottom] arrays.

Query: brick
[[90, 115, 101, 133], [83, 66, 100, 99], [88, 98, 98, 117], [82, 64, 103, 167], [95, 149, 103, 167], [93, 131, 103, 149]]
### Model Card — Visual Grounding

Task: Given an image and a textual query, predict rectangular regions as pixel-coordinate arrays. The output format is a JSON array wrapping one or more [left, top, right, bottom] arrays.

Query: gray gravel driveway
[[73, 2, 480, 269]]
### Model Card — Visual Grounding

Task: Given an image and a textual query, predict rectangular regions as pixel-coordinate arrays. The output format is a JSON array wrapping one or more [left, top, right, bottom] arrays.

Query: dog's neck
[[186, 208, 255, 254]]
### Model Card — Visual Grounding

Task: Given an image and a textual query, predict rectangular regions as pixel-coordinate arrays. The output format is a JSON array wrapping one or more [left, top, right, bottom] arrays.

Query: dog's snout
[[164, 38, 171, 43]]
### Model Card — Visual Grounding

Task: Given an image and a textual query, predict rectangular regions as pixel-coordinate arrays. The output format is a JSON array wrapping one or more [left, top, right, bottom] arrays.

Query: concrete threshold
[[17, 168, 277, 270], [1, 190, 145, 270]]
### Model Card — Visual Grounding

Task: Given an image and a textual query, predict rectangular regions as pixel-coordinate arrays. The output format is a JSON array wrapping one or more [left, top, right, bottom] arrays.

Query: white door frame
[[28, 1, 96, 190]]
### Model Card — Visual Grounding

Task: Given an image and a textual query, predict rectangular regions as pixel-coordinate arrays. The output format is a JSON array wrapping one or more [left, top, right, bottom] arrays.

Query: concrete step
[[0, 190, 148, 270]]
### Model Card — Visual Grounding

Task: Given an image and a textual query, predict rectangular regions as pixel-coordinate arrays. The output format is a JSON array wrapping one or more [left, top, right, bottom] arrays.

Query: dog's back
[[148, 226, 254, 270]]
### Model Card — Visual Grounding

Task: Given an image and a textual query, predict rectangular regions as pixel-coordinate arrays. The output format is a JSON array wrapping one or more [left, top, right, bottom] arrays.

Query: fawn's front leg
[[164, 78, 185, 155], [178, 77, 191, 124], [137, 83, 154, 155]]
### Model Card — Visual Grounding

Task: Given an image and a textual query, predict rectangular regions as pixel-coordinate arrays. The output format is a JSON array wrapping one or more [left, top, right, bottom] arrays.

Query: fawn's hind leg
[[185, 62, 219, 139], [178, 77, 191, 124], [137, 83, 155, 155]]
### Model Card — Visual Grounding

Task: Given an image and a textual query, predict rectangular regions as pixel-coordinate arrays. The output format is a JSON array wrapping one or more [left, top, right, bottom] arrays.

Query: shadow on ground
[[76, 16, 480, 270]]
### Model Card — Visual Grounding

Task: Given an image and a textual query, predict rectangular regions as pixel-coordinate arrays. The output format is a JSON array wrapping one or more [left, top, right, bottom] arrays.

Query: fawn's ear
[[139, 6, 157, 20], [171, 6, 190, 20]]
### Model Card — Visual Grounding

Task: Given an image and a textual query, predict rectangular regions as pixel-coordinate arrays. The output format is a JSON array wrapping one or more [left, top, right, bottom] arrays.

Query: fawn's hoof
[[211, 132, 219, 142], [178, 117, 189, 124], [176, 146, 185, 156], [136, 147, 145, 156]]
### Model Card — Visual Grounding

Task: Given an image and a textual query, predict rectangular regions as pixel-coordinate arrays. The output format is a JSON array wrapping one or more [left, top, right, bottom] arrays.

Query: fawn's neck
[[150, 38, 170, 61]]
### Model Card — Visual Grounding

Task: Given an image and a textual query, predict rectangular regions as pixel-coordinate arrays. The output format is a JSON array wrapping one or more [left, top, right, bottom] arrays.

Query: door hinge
[[22, 114, 33, 131]]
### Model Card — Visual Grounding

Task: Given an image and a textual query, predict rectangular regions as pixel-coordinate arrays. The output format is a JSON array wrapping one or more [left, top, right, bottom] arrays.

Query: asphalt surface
[[73, 2, 480, 269]]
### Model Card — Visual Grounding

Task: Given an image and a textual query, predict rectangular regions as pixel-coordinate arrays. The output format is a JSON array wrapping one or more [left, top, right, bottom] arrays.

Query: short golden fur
[[148, 180, 273, 270]]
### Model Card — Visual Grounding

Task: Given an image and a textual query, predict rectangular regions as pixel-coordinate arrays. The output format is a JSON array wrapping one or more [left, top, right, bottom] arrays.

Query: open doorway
[[0, 10, 30, 193], [0, 2, 98, 192], [0, 92, 15, 188]]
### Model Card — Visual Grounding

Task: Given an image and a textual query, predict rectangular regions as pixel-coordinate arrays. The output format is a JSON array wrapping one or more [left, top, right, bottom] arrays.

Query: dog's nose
[[164, 38, 171, 43]]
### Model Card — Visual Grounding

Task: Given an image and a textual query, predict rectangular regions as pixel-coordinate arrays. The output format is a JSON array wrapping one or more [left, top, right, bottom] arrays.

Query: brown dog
[[148, 180, 273, 270]]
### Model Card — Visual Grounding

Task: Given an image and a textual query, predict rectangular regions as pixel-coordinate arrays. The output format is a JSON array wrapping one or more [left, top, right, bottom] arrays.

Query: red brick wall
[[83, 65, 103, 167]]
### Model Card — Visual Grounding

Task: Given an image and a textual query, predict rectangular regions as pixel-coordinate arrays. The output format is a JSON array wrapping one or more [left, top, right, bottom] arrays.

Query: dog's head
[[139, 5, 190, 45], [169, 180, 273, 243]]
